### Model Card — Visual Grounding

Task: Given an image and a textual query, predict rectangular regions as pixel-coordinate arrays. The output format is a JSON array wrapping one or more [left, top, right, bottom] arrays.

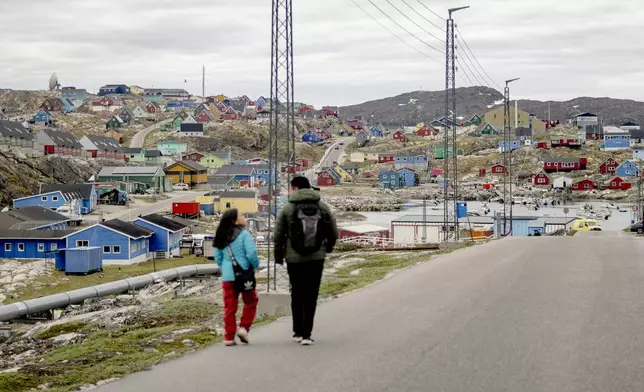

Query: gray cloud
[[1, 0, 643, 107]]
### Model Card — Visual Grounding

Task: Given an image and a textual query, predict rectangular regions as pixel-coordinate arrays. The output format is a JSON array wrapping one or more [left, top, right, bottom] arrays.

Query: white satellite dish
[[48, 73, 61, 91]]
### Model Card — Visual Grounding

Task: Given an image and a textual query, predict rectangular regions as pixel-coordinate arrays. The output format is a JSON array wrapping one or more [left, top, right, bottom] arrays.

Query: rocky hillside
[[0, 151, 110, 208], [339, 87, 644, 126]]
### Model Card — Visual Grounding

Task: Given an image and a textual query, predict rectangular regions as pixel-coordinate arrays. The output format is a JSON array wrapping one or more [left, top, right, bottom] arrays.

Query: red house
[[195, 111, 213, 123], [543, 157, 587, 173], [220, 107, 239, 121], [40, 98, 64, 112], [417, 125, 437, 137], [295, 158, 310, 168], [478, 168, 487, 177], [317, 170, 337, 187], [392, 130, 406, 142], [315, 128, 332, 140], [601, 176, 632, 191], [530, 171, 551, 186], [282, 163, 303, 174], [571, 179, 595, 191], [378, 154, 395, 163], [599, 158, 620, 175], [181, 152, 205, 162], [299, 106, 314, 116], [491, 164, 506, 174], [347, 120, 364, 130], [145, 102, 161, 114], [535, 141, 549, 149], [551, 137, 582, 148]]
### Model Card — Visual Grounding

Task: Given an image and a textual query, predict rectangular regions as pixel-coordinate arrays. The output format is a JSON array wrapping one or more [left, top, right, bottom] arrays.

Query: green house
[[171, 115, 184, 130], [97, 166, 166, 191], [201, 153, 230, 169], [158, 141, 187, 156], [465, 114, 483, 126], [106, 115, 124, 130], [434, 145, 455, 159], [471, 122, 499, 136], [124, 147, 146, 163]]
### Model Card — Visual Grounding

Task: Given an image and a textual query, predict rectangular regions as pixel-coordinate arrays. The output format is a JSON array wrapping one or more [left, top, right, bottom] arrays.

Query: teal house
[[158, 141, 187, 157]]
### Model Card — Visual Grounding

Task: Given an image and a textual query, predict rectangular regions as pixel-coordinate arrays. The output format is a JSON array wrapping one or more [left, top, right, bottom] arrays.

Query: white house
[[553, 175, 573, 189], [621, 122, 641, 131], [131, 106, 149, 120], [633, 147, 644, 161]]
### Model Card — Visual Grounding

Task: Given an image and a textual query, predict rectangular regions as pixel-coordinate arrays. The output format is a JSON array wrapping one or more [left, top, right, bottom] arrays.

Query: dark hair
[[291, 176, 311, 190], [214, 209, 239, 249]]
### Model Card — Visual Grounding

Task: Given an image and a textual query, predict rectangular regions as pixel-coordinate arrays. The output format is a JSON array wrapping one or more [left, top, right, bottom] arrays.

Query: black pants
[[287, 260, 325, 340]]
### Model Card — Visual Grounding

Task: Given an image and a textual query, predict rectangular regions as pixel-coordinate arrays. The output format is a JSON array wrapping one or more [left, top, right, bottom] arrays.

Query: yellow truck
[[573, 219, 602, 232]]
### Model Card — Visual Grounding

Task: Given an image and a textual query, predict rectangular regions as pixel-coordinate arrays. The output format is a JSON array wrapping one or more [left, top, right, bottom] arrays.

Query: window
[[226, 202, 231, 208], [18, 243, 25, 252], [103, 246, 111, 254], [584, 183, 590, 189], [4, 243, 10, 252], [50, 243, 57, 251], [112, 246, 121, 254], [52, 196, 58, 201], [38, 243, 45, 252], [41, 196, 48, 201], [76, 240, 89, 247]]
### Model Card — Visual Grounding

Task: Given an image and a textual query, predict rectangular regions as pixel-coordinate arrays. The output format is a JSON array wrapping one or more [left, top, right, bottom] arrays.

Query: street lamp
[[502, 78, 520, 236]]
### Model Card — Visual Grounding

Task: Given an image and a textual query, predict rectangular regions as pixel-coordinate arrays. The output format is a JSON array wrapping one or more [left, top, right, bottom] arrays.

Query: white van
[[173, 183, 189, 191]]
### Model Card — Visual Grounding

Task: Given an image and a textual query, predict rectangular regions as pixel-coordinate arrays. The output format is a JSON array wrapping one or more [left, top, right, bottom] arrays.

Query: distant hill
[[339, 87, 644, 127]]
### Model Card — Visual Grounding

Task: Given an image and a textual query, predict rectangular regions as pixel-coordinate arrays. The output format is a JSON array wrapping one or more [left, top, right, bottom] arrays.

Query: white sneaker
[[292, 335, 303, 343], [237, 328, 249, 344], [224, 340, 237, 346], [301, 338, 315, 346]]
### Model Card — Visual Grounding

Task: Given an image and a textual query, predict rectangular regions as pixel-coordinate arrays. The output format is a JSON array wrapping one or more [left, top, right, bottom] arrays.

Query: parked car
[[173, 183, 190, 191], [573, 218, 602, 232], [630, 221, 644, 234], [145, 188, 159, 195]]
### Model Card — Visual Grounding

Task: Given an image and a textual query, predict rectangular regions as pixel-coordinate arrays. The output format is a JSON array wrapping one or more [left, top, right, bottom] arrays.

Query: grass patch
[[144, 298, 218, 327], [8, 256, 213, 304], [35, 322, 88, 340], [319, 254, 426, 298]]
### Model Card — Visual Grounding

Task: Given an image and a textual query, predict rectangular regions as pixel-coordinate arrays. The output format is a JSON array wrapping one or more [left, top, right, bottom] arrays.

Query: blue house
[[65, 219, 153, 264], [256, 97, 268, 108], [302, 130, 323, 144], [615, 160, 641, 178], [98, 85, 130, 96], [397, 168, 418, 187], [13, 191, 70, 212], [370, 127, 383, 137], [132, 214, 188, 258], [498, 140, 521, 152], [0, 231, 69, 260], [0, 206, 71, 231], [41, 184, 98, 214], [32, 109, 53, 124], [251, 164, 277, 186], [166, 101, 183, 111], [601, 128, 631, 151], [378, 169, 404, 189], [413, 155, 429, 169]]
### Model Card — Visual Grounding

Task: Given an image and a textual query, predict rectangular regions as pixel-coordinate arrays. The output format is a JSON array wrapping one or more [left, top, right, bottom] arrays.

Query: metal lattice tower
[[267, 0, 296, 291], [443, 6, 468, 242], [502, 78, 519, 236]]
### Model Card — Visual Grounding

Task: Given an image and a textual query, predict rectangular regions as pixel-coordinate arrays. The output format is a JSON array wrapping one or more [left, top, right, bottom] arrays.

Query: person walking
[[275, 176, 338, 346], [214, 209, 260, 346]]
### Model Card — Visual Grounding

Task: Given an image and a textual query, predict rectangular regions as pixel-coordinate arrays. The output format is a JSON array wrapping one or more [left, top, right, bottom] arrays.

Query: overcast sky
[[1, 0, 643, 107]]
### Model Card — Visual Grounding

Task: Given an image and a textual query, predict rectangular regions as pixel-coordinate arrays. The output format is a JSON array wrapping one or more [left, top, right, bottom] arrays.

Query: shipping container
[[172, 202, 200, 216], [64, 247, 103, 275], [200, 203, 215, 216]]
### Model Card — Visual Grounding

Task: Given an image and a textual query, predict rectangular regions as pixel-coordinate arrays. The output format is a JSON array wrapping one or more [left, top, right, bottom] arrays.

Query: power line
[[456, 49, 485, 87], [400, 0, 445, 32], [365, 0, 444, 54], [456, 57, 476, 87], [386, 0, 444, 44], [456, 27, 502, 90], [415, 0, 445, 21], [348, 0, 442, 64]]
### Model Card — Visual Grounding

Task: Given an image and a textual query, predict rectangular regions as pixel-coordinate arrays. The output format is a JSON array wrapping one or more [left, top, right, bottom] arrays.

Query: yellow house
[[164, 160, 208, 186], [129, 85, 145, 96], [334, 165, 353, 182], [214, 191, 258, 214], [483, 106, 546, 135], [350, 151, 366, 163], [215, 94, 227, 102]]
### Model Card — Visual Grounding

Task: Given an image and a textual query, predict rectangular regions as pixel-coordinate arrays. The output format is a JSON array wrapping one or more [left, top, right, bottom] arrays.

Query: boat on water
[[576, 204, 611, 220]]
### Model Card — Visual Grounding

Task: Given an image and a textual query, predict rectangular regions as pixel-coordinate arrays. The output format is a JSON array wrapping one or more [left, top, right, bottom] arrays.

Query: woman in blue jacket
[[214, 209, 260, 346]]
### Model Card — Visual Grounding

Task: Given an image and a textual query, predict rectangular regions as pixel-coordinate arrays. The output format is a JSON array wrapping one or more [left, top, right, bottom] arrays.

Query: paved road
[[97, 233, 644, 392], [303, 137, 352, 181], [129, 118, 173, 148], [106, 191, 203, 220]]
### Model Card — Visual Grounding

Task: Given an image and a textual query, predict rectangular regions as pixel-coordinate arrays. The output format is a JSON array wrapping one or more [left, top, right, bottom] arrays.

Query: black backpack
[[289, 202, 330, 256]]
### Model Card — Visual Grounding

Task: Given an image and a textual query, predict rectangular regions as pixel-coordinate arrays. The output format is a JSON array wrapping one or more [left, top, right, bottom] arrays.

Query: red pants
[[222, 282, 258, 341]]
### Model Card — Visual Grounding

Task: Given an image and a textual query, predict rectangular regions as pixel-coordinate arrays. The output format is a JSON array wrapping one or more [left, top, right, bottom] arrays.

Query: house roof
[[41, 183, 94, 199], [86, 135, 122, 151], [214, 164, 255, 176], [0, 229, 78, 240], [164, 214, 196, 228], [575, 112, 597, 118], [124, 147, 143, 155], [630, 130, 644, 139], [0, 119, 33, 139], [137, 213, 187, 232], [144, 149, 162, 158], [220, 191, 256, 199], [338, 224, 388, 234], [229, 100, 247, 113], [42, 129, 83, 149], [180, 123, 204, 133], [543, 157, 581, 163], [0, 206, 71, 230], [604, 126, 629, 134], [98, 166, 164, 177], [166, 160, 207, 172], [101, 219, 154, 239], [621, 122, 640, 126], [515, 127, 532, 137], [207, 176, 233, 185]]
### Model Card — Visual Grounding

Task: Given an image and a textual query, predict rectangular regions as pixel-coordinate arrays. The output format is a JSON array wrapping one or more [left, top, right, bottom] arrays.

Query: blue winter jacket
[[215, 229, 260, 282]]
